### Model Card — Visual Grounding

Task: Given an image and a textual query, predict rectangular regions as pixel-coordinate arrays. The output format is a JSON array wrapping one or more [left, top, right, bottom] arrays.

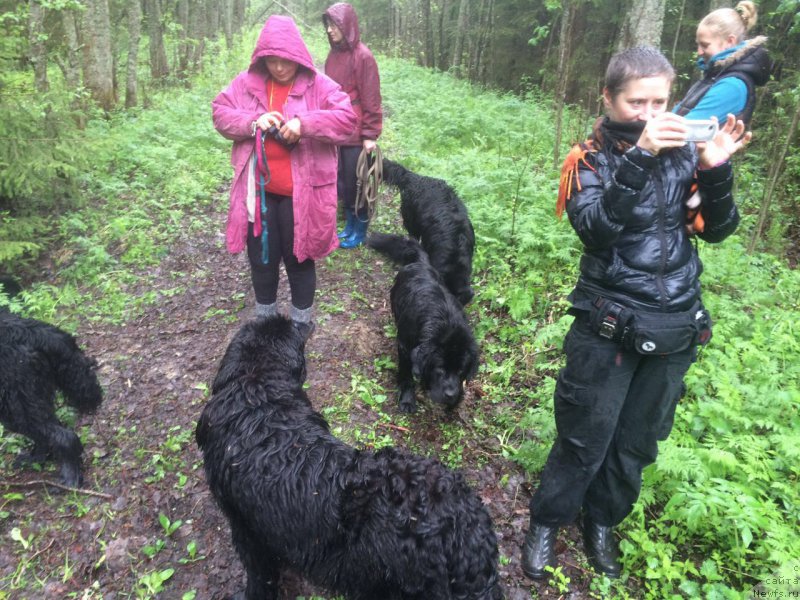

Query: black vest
[[675, 72, 756, 125], [676, 41, 771, 127]]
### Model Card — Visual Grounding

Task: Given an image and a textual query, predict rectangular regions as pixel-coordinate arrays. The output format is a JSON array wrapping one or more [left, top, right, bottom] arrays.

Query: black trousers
[[246, 193, 315, 310], [337, 145, 368, 219], [529, 314, 695, 527]]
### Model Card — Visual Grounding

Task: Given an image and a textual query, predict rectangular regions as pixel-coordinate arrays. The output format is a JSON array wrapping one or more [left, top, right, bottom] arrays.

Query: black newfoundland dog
[[367, 233, 479, 414], [0, 312, 103, 487], [382, 159, 475, 305], [196, 316, 502, 600]]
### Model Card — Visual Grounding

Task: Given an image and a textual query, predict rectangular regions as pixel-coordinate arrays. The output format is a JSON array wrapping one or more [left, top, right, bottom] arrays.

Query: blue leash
[[258, 130, 270, 265]]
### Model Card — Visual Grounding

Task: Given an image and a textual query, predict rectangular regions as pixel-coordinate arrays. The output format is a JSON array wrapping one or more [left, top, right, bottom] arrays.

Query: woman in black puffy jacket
[[521, 46, 750, 580]]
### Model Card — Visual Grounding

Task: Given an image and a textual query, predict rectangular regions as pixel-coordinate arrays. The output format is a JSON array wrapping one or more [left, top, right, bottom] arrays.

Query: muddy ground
[[0, 189, 601, 599]]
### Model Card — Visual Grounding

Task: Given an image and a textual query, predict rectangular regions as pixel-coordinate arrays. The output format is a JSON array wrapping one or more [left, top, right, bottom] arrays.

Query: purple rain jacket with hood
[[323, 3, 383, 146], [212, 15, 357, 261]]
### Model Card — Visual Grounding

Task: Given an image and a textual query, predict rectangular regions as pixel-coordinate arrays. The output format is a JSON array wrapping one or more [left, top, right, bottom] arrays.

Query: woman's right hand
[[636, 113, 689, 155], [256, 111, 285, 131]]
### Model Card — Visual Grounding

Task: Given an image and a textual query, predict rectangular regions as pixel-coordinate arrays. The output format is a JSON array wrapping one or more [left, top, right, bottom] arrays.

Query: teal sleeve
[[680, 78, 747, 122]]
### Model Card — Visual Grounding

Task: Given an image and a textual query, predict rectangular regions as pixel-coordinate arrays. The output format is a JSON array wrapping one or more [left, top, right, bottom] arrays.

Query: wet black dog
[[367, 233, 479, 414], [0, 312, 103, 487], [196, 316, 502, 600], [382, 159, 475, 305]]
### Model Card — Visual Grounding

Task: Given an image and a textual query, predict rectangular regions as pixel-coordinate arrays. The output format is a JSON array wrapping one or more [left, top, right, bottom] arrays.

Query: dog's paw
[[14, 450, 48, 468], [397, 390, 418, 413]]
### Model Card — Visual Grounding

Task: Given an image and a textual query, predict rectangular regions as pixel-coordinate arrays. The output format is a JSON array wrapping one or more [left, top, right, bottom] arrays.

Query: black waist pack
[[590, 297, 712, 355]]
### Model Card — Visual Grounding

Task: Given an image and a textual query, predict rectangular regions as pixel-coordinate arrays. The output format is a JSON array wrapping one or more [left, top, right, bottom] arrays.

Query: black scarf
[[592, 116, 646, 152]]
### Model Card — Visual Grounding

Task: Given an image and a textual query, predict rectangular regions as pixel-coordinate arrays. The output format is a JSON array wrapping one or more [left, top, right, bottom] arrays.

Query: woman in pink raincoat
[[212, 15, 356, 328]]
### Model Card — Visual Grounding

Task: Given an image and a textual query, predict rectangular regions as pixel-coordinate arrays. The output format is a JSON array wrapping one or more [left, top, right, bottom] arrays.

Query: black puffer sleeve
[[697, 161, 739, 243], [567, 146, 656, 249]]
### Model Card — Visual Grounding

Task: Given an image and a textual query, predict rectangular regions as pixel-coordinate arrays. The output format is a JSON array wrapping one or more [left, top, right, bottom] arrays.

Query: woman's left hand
[[697, 114, 751, 169], [280, 118, 302, 144]]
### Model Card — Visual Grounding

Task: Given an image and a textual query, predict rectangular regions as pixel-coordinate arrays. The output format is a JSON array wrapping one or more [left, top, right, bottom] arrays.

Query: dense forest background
[[1, 0, 799, 271], [1, 1, 799, 598]]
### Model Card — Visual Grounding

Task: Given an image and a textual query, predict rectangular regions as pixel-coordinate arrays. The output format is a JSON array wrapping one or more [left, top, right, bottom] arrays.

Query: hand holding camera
[[257, 112, 300, 149]]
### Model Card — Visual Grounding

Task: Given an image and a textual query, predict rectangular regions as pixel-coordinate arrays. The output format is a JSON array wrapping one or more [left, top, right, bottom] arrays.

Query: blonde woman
[[674, 1, 770, 125]]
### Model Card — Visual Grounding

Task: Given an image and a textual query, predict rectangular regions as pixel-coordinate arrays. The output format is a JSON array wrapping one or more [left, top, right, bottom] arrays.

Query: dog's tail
[[41, 326, 104, 414], [366, 233, 428, 266], [381, 158, 410, 188]]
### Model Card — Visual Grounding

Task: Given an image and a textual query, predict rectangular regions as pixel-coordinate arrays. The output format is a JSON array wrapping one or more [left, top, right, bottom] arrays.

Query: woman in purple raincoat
[[212, 15, 356, 327]]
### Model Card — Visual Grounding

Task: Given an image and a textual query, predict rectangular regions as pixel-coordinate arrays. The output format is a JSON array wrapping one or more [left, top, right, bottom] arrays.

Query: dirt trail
[[0, 190, 592, 599]]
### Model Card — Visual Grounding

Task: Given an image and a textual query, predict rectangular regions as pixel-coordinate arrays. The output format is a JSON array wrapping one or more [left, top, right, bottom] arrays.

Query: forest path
[[0, 186, 591, 599]]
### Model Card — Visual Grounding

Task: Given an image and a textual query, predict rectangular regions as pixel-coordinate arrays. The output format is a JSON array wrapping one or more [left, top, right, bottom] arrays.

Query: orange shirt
[[259, 79, 293, 196]]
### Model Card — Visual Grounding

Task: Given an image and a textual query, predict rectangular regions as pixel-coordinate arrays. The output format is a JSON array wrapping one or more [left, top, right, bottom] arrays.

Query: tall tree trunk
[[451, 0, 468, 77], [748, 97, 800, 253], [438, 0, 449, 69], [126, 0, 142, 108], [147, 0, 169, 81], [671, 0, 687, 63], [28, 1, 48, 92], [177, 0, 189, 76], [553, 0, 576, 168], [470, 0, 493, 83], [192, 0, 210, 72], [207, 0, 219, 38], [81, 0, 116, 111], [61, 9, 82, 91], [421, 0, 434, 68], [232, 0, 247, 34], [221, 0, 232, 48], [617, 0, 666, 49]]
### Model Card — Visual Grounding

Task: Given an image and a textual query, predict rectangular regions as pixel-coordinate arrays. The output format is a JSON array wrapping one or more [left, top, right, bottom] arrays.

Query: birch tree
[[617, 0, 666, 49], [125, 0, 142, 108], [81, 0, 115, 111], [28, 0, 48, 92]]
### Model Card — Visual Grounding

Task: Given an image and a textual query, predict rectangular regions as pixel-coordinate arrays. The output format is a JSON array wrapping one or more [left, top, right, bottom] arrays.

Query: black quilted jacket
[[567, 143, 739, 313]]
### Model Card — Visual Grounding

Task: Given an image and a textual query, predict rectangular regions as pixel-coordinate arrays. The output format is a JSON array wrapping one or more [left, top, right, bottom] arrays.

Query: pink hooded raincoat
[[212, 15, 357, 261], [323, 3, 383, 147]]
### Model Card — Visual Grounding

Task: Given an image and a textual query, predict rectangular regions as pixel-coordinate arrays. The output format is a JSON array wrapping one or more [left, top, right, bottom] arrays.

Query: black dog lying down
[[196, 317, 502, 600], [382, 159, 475, 305], [367, 233, 479, 414], [0, 312, 103, 487]]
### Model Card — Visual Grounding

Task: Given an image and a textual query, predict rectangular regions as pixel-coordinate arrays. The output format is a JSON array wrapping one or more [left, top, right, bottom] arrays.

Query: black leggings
[[337, 145, 369, 219], [246, 193, 315, 309]]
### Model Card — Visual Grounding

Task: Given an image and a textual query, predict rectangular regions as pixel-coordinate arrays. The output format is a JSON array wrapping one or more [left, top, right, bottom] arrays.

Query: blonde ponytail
[[735, 1, 758, 33]]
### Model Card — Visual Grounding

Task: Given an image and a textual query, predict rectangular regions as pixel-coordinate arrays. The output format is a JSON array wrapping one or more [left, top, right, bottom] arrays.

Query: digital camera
[[266, 124, 297, 149]]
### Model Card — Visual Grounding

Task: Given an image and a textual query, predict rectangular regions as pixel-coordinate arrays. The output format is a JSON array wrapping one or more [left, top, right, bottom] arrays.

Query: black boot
[[581, 516, 621, 578], [521, 524, 558, 580]]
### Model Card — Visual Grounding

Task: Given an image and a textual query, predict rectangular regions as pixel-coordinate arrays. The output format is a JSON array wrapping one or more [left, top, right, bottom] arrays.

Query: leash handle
[[355, 144, 383, 223], [258, 130, 271, 265]]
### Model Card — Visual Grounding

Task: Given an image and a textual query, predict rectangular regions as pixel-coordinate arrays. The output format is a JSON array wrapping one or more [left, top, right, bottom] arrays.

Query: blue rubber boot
[[337, 208, 356, 239], [339, 217, 368, 249]]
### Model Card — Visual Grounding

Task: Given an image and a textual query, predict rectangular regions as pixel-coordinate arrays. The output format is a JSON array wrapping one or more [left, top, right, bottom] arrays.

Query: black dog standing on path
[[367, 233, 479, 414], [0, 312, 103, 488], [382, 159, 476, 305], [196, 316, 502, 600]]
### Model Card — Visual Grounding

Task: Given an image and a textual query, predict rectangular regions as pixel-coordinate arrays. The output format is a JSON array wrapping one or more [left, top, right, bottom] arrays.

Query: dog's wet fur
[[196, 316, 502, 600], [367, 234, 479, 413], [0, 311, 102, 488], [382, 159, 475, 305]]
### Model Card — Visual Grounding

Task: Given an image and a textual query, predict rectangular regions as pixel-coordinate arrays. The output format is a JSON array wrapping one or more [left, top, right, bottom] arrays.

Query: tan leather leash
[[354, 145, 383, 222]]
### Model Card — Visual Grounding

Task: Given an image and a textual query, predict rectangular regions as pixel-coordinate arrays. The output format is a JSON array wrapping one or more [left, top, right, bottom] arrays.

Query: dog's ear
[[410, 344, 430, 379], [463, 341, 480, 381]]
